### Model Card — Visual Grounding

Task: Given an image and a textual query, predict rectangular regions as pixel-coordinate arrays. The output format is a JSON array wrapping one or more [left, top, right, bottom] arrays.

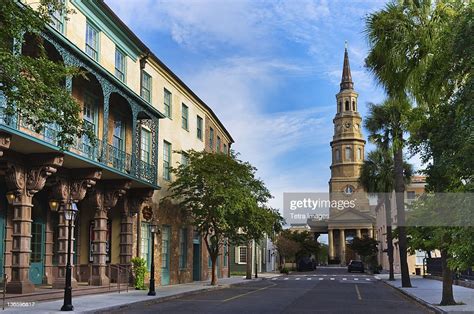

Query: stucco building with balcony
[[0, 0, 233, 294]]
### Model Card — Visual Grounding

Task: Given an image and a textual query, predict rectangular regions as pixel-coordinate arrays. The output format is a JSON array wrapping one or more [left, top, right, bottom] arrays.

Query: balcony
[[0, 107, 157, 186]]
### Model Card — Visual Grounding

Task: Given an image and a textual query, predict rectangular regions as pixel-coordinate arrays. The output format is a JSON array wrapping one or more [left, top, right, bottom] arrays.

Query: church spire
[[340, 42, 354, 91]]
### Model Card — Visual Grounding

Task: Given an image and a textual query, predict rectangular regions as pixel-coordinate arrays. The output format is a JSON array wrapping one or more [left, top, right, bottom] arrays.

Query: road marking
[[330, 278, 335, 281], [342, 278, 347, 281], [307, 278, 311, 280], [272, 277, 278, 280], [296, 278, 301, 280], [318, 278, 324, 281], [284, 278, 289, 280], [365, 278, 371, 281], [223, 283, 276, 302], [354, 278, 359, 281], [355, 284, 362, 301]]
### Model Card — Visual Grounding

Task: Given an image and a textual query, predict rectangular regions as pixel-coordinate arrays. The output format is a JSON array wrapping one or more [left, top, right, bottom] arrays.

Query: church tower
[[329, 45, 369, 212], [327, 45, 373, 265]]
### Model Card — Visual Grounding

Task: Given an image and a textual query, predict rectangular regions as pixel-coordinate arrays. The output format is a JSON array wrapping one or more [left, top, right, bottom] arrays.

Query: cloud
[[105, 0, 390, 211]]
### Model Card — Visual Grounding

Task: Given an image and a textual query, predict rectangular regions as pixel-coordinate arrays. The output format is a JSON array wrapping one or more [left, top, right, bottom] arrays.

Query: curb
[[84, 279, 264, 313], [380, 280, 446, 314]]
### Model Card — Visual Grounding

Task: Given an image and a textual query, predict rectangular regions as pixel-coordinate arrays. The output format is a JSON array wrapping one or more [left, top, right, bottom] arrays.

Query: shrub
[[131, 257, 148, 290], [280, 267, 289, 274]]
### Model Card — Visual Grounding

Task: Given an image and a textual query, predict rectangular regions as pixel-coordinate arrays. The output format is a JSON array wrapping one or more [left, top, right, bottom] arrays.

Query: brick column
[[51, 169, 101, 289], [89, 181, 130, 286], [2, 153, 63, 293]]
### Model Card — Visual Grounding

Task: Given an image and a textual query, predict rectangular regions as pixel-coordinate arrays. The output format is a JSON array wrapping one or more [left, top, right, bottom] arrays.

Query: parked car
[[297, 257, 317, 271], [348, 260, 364, 273]]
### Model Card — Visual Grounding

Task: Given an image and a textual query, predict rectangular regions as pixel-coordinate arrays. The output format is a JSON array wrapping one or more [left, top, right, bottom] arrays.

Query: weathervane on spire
[[345, 40, 348, 49]]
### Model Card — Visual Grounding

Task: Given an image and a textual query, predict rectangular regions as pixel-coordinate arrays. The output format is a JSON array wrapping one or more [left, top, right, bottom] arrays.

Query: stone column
[[328, 229, 334, 260], [2, 153, 63, 294], [51, 169, 102, 289], [369, 227, 374, 239], [356, 229, 362, 239], [339, 229, 346, 265], [89, 180, 131, 286]]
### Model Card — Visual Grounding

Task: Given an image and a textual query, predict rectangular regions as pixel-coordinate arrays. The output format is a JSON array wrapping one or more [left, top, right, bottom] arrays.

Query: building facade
[[376, 176, 433, 275], [0, 0, 232, 294], [306, 47, 375, 265]]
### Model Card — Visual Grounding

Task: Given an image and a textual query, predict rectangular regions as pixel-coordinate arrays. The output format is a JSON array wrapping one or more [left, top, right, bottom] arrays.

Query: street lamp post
[[60, 202, 78, 311], [148, 221, 159, 296]]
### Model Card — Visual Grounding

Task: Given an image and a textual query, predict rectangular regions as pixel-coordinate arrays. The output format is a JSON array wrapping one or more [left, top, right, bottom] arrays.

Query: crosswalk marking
[[365, 278, 371, 281], [296, 278, 301, 280], [354, 278, 359, 281], [330, 278, 335, 280], [272, 277, 278, 280], [284, 278, 289, 280], [307, 278, 311, 280], [319, 278, 324, 280], [342, 278, 347, 280]]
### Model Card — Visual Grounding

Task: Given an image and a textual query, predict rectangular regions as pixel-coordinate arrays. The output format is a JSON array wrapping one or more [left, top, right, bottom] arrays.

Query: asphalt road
[[114, 267, 432, 314]]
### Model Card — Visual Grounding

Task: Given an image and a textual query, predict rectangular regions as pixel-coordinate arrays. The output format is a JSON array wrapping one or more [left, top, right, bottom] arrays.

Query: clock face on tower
[[344, 122, 351, 129], [344, 185, 354, 195]]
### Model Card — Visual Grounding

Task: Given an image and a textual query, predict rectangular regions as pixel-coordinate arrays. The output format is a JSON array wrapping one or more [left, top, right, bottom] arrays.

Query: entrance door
[[192, 243, 201, 281], [29, 221, 45, 285], [161, 225, 170, 286]]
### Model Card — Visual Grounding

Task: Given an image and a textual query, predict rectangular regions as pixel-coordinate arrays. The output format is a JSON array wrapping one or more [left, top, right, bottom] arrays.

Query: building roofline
[[96, 1, 234, 143]]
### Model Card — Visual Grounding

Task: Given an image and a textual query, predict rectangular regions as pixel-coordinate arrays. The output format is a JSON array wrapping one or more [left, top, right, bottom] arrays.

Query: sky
[[105, 0, 401, 211]]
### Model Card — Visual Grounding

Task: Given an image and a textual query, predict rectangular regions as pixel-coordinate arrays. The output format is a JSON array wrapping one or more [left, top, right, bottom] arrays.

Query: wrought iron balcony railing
[[0, 108, 157, 185]]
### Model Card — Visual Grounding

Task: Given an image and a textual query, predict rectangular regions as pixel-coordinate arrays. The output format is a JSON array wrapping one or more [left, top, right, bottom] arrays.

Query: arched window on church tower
[[335, 149, 341, 162], [352, 101, 356, 111], [357, 148, 362, 160], [339, 102, 342, 113], [345, 146, 352, 161], [345, 100, 350, 111]]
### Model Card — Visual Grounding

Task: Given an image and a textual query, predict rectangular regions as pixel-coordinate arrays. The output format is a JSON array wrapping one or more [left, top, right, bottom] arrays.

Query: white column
[[340, 229, 346, 265], [328, 229, 334, 260]]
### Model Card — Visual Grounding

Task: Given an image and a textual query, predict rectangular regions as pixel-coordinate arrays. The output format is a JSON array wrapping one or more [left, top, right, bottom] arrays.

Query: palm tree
[[365, 0, 469, 303], [360, 148, 413, 281], [364, 99, 412, 287]]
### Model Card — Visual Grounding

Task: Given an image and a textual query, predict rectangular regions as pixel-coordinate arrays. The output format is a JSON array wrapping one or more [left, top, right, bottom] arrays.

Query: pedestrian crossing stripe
[[354, 278, 358, 280], [296, 278, 301, 280], [319, 278, 324, 280], [342, 278, 347, 280], [307, 278, 311, 280], [330, 278, 335, 280]]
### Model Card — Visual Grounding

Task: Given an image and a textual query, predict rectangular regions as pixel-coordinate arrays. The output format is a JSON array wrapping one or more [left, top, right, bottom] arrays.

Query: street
[[112, 268, 431, 314]]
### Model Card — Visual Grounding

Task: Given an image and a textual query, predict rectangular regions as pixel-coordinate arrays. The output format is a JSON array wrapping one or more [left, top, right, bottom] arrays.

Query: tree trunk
[[211, 254, 218, 286], [254, 243, 258, 278], [440, 248, 456, 305], [246, 241, 252, 279], [394, 144, 411, 287], [384, 194, 395, 281], [228, 244, 231, 278]]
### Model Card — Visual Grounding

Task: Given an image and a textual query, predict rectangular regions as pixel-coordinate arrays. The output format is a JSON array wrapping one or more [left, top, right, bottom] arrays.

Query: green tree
[[165, 150, 282, 285], [360, 147, 412, 280], [275, 235, 300, 270], [366, 0, 472, 304], [363, 98, 413, 287], [348, 236, 379, 271], [1, 0, 93, 147]]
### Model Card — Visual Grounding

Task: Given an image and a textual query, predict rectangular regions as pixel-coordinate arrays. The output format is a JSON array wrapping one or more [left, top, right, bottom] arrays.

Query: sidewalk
[[1, 274, 280, 313], [377, 274, 474, 313]]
